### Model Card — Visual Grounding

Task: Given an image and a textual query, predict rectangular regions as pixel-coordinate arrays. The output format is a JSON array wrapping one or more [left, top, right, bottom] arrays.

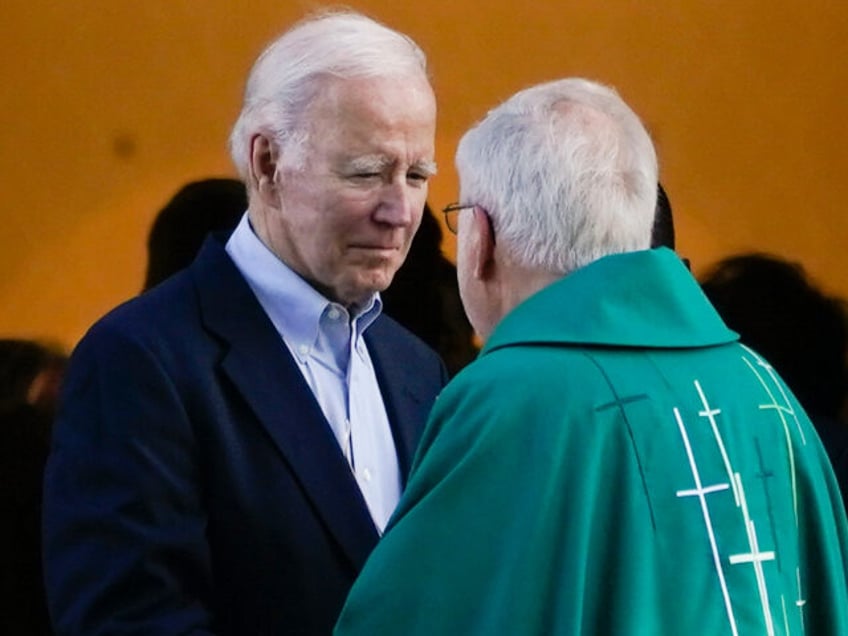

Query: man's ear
[[471, 207, 496, 281], [249, 133, 279, 206]]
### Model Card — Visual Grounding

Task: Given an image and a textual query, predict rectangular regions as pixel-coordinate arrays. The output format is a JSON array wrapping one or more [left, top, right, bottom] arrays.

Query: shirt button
[[362, 468, 372, 482], [298, 344, 309, 356], [328, 307, 341, 320]]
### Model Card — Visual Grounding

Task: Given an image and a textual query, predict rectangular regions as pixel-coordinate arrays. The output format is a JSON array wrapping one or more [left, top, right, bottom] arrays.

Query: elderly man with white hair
[[43, 11, 447, 636], [335, 78, 848, 634]]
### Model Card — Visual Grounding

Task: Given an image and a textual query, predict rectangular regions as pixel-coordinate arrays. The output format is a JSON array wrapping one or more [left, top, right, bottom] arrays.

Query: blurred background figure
[[651, 181, 691, 270], [381, 204, 478, 377], [143, 178, 247, 291], [651, 182, 675, 250], [700, 253, 848, 511], [0, 338, 67, 432], [0, 338, 67, 636]]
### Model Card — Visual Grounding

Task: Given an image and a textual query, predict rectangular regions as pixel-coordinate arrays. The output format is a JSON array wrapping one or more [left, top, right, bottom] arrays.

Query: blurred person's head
[[651, 182, 675, 250], [701, 253, 848, 420], [144, 178, 247, 291], [229, 11, 436, 307], [0, 339, 67, 425], [451, 78, 657, 340]]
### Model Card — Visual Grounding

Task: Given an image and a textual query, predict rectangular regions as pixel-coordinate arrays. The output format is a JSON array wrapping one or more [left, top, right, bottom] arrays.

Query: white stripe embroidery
[[674, 407, 738, 636]]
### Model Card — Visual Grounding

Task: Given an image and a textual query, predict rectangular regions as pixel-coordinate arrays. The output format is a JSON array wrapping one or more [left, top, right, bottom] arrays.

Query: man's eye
[[352, 172, 380, 179], [407, 172, 429, 184]]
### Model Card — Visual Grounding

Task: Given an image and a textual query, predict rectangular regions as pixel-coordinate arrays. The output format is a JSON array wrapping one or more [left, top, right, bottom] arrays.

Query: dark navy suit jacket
[[43, 237, 448, 635]]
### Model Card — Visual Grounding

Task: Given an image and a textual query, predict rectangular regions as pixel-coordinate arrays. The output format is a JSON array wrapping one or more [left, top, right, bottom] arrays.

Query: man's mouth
[[349, 243, 400, 252]]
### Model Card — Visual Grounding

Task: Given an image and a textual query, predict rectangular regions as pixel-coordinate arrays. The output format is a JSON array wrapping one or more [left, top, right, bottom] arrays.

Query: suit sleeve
[[43, 322, 217, 635]]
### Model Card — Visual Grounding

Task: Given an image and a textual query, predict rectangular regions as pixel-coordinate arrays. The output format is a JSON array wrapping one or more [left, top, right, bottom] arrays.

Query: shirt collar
[[225, 213, 383, 360]]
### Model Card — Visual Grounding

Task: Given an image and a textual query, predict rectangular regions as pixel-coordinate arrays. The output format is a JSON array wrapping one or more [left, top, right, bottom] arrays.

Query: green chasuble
[[335, 248, 848, 635]]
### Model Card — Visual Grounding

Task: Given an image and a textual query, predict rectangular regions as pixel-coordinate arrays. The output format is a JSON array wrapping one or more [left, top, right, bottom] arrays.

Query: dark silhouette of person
[[381, 204, 478, 377], [1, 404, 53, 636], [143, 178, 247, 291], [0, 338, 67, 437], [0, 339, 67, 635], [651, 181, 692, 270], [700, 253, 848, 512], [651, 182, 675, 249]]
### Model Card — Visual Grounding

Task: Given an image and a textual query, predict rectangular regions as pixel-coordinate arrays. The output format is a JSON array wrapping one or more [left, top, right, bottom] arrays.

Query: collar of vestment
[[484, 247, 738, 354]]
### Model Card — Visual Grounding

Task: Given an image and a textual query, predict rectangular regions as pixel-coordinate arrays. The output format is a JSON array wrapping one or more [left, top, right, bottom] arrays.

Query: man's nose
[[373, 181, 418, 227]]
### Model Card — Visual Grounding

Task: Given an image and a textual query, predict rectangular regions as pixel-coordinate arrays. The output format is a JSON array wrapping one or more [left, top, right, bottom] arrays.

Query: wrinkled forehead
[[319, 71, 434, 108], [282, 73, 435, 168], [306, 73, 435, 134]]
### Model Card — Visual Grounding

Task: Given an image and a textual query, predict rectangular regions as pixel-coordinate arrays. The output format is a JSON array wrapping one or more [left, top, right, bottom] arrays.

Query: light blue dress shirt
[[225, 214, 401, 532]]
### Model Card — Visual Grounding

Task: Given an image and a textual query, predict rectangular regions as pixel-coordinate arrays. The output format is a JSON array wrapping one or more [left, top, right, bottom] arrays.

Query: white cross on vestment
[[729, 473, 776, 636], [674, 407, 739, 636], [694, 379, 740, 506]]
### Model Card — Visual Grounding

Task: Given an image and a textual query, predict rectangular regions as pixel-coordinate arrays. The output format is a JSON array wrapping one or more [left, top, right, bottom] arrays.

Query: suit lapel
[[366, 318, 434, 484], [190, 238, 380, 570]]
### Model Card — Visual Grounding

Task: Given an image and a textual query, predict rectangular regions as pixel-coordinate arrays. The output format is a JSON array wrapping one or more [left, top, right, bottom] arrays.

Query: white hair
[[229, 10, 429, 178], [455, 78, 658, 275]]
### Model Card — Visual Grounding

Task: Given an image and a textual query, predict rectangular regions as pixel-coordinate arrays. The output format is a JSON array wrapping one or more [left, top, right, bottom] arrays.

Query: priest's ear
[[470, 206, 497, 281]]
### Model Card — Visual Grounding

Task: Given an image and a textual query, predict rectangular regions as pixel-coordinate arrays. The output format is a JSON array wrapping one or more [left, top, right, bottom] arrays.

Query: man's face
[[262, 74, 436, 306]]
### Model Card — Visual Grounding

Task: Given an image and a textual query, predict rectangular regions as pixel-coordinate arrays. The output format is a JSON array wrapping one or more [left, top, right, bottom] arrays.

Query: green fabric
[[336, 248, 848, 635]]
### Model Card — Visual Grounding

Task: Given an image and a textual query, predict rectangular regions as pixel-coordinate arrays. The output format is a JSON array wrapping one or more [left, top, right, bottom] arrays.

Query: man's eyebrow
[[342, 155, 388, 173], [414, 159, 438, 176], [341, 156, 437, 176]]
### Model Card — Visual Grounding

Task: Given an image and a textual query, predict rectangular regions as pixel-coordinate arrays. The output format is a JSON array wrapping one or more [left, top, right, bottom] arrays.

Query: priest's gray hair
[[229, 10, 429, 179], [455, 78, 657, 275]]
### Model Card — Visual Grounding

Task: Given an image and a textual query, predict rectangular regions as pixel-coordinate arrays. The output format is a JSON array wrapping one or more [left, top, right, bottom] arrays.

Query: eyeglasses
[[441, 202, 476, 235]]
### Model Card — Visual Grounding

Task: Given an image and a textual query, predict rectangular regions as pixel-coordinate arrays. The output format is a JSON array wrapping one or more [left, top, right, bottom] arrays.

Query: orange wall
[[3, 1, 847, 351]]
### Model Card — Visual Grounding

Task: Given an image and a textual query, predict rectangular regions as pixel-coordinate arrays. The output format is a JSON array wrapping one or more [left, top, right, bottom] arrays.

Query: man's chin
[[338, 270, 397, 306]]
